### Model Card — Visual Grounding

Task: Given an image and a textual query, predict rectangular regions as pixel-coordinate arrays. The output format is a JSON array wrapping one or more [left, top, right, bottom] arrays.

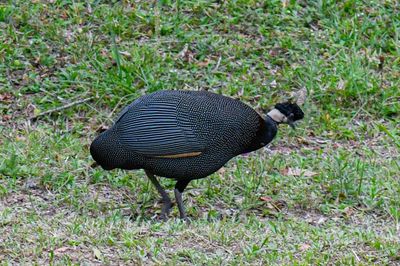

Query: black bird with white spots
[[90, 90, 304, 220]]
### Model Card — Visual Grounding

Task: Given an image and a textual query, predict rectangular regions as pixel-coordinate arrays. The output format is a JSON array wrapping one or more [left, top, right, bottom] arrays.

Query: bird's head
[[267, 102, 304, 128]]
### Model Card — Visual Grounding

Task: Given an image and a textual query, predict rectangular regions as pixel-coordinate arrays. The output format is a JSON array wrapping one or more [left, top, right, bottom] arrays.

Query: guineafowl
[[90, 90, 304, 220]]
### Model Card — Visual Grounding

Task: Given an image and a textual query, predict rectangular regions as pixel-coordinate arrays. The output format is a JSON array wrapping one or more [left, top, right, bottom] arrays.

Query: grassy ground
[[0, 0, 399, 264]]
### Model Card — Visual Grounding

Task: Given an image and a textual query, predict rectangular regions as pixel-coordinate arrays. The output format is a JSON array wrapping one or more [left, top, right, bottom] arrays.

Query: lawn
[[0, 0, 399, 264]]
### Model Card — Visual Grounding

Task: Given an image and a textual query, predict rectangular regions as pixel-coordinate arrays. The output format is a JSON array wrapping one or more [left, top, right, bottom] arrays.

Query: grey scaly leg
[[145, 170, 172, 220], [174, 180, 190, 220]]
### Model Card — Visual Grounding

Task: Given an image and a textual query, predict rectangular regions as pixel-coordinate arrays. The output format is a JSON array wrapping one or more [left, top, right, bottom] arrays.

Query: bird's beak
[[287, 113, 296, 129], [288, 120, 296, 129], [91, 162, 99, 168]]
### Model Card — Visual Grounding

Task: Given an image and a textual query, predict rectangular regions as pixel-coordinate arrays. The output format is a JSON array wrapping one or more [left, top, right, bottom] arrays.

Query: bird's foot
[[181, 215, 191, 224], [160, 199, 173, 221]]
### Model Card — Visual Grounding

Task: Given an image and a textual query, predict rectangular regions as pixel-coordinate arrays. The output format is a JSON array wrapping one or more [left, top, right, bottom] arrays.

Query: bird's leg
[[174, 180, 190, 220], [145, 170, 172, 220]]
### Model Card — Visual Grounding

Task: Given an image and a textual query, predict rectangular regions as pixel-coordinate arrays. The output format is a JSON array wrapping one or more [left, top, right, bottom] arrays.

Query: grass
[[0, 0, 399, 264]]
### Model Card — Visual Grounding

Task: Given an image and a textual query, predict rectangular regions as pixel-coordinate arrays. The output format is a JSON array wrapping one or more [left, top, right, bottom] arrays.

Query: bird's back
[[112, 90, 265, 179], [176, 90, 261, 154]]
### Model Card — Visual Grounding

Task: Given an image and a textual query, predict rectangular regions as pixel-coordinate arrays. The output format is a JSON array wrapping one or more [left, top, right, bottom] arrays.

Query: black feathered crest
[[274, 102, 304, 122]]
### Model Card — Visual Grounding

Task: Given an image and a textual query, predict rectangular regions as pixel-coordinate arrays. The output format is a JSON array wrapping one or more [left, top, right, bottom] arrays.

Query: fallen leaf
[[269, 48, 281, 57], [294, 87, 307, 106], [54, 247, 70, 254], [25, 103, 38, 118], [119, 51, 132, 58], [272, 200, 287, 210], [234, 196, 244, 204], [0, 93, 13, 103], [64, 29, 74, 42], [217, 167, 226, 176], [317, 140, 329, 145], [296, 137, 311, 145], [260, 196, 273, 202], [282, 168, 317, 177], [93, 247, 102, 260], [315, 217, 327, 225], [305, 215, 327, 225], [16, 135, 26, 141], [58, 11, 68, 19], [196, 59, 210, 67], [335, 192, 347, 204], [337, 79, 345, 90], [280, 168, 289, 175], [96, 125, 109, 133], [379, 55, 385, 71], [2, 115, 11, 121], [344, 206, 355, 217], [300, 243, 311, 251], [333, 143, 341, 149], [259, 197, 287, 212], [101, 49, 109, 57], [325, 113, 330, 122], [177, 43, 195, 62]]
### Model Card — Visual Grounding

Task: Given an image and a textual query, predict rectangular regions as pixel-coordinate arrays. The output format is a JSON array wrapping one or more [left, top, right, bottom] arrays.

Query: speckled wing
[[115, 98, 205, 158]]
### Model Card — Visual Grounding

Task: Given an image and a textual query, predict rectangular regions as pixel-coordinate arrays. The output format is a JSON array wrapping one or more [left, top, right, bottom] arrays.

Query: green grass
[[0, 0, 399, 264]]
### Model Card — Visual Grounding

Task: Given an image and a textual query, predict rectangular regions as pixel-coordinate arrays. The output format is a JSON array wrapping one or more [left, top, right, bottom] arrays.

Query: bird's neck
[[267, 108, 287, 123], [242, 116, 278, 153]]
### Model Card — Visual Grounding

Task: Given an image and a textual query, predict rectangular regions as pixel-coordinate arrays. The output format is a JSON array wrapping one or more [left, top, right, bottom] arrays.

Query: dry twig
[[30, 97, 93, 120]]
